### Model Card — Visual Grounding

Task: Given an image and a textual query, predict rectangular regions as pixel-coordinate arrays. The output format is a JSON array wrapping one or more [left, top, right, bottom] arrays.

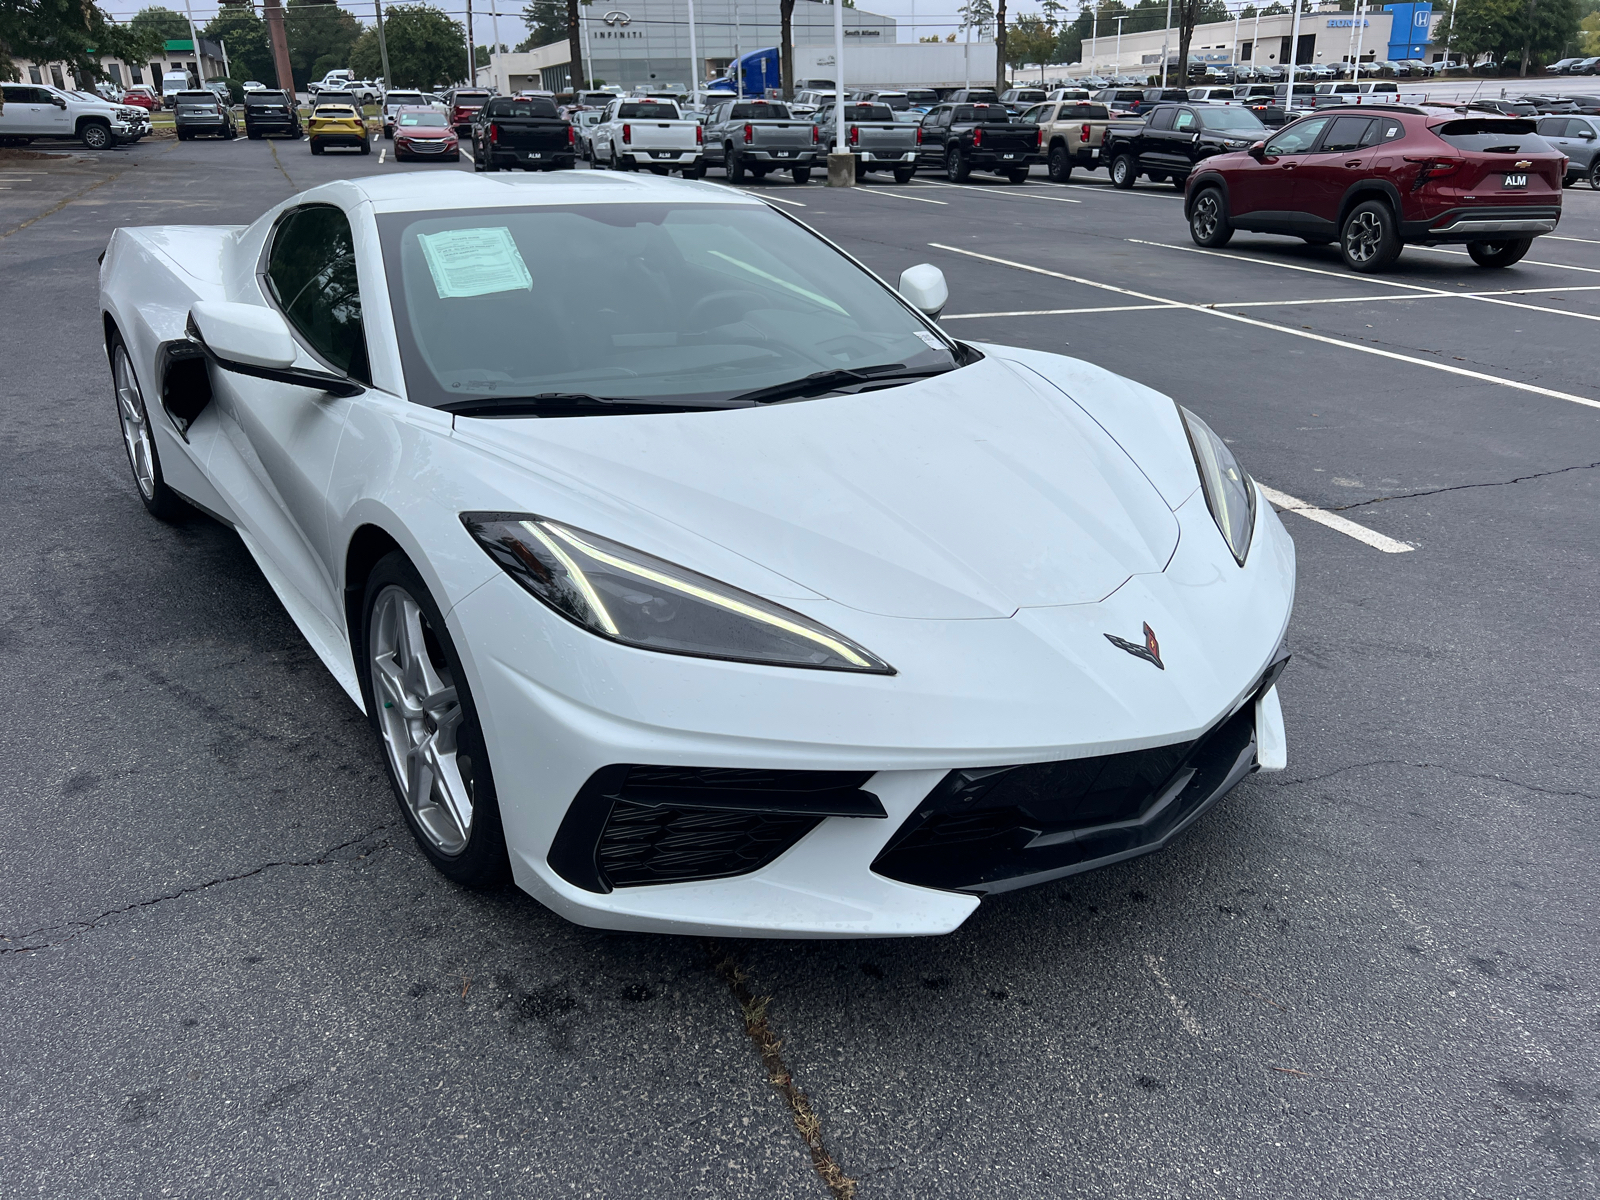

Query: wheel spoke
[[373, 653, 422, 717]]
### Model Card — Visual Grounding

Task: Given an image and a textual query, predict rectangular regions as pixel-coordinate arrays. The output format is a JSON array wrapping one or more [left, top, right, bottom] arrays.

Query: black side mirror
[[1247, 140, 1268, 160], [54, 96, 68, 108]]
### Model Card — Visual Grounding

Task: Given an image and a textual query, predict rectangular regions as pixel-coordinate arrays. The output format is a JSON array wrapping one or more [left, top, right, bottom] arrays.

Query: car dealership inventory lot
[[1, 136, 1597, 1198]]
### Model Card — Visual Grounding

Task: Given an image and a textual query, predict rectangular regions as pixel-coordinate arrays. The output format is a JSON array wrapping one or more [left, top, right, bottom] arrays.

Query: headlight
[[460, 513, 895, 674], [1179, 405, 1255, 565]]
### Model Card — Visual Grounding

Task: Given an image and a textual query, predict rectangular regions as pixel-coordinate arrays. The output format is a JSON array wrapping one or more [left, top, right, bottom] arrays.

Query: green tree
[[959, 0, 996, 37], [519, 0, 566, 46], [1450, 0, 1579, 69], [130, 5, 192, 44], [1239, 3, 1258, 15], [1, 0, 162, 85], [348, 24, 382, 78], [1261, 2, 1288, 14], [203, 4, 274, 86], [283, 0, 361, 89], [1583, 8, 1600, 51], [1007, 14, 1057, 65], [361, 3, 464, 89]]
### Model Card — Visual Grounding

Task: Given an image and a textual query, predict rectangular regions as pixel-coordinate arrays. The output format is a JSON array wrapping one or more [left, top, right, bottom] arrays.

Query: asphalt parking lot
[[2, 133, 1598, 1199]]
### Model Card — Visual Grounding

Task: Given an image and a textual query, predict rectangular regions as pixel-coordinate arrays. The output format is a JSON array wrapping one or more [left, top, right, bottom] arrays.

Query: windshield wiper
[[726, 362, 953, 407], [441, 392, 724, 418]]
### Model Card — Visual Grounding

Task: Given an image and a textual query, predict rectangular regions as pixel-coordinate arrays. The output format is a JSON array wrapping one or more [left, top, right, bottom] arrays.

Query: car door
[[1225, 115, 1332, 227], [1570, 116, 1600, 171], [919, 107, 948, 167], [206, 203, 366, 628], [1293, 114, 1377, 230], [1140, 106, 1180, 171], [1170, 107, 1204, 173]]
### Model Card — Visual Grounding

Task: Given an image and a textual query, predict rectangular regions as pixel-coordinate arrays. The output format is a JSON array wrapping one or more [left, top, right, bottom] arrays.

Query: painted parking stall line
[[854, 187, 947, 205], [1257, 484, 1416, 554], [927, 243, 1600, 413], [945, 303, 1180, 320], [915, 179, 1080, 203]]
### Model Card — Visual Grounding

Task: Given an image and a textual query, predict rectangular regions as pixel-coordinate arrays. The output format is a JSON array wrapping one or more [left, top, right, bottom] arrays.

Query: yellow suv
[[308, 103, 369, 155]]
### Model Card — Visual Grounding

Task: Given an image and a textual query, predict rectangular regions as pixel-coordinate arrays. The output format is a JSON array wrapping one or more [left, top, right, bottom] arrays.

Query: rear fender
[[1337, 179, 1404, 230]]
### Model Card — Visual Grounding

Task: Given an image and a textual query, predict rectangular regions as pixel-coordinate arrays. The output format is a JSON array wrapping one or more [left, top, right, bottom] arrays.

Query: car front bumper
[[396, 137, 457, 156], [444, 488, 1295, 938]]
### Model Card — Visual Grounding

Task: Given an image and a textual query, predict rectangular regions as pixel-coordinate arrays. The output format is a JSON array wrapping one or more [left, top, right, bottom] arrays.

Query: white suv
[[0, 82, 142, 149]]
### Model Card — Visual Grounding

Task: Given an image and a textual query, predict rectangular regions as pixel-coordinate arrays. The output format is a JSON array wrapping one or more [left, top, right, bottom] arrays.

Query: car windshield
[[377, 202, 955, 410], [316, 106, 357, 117], [177, 92, 217, 105], [399, 112, 447, 127], [1200, 108, 1267, 130]]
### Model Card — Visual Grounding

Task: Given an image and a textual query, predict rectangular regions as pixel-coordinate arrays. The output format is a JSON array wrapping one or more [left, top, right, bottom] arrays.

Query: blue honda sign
[[1382, 2, 1435, 62]]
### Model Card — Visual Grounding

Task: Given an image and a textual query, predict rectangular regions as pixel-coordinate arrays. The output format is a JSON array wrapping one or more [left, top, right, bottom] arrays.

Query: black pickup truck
[[471, 96, 574, 172], [915, 102, 1042, 183], [1103, 102, 1268, 190]]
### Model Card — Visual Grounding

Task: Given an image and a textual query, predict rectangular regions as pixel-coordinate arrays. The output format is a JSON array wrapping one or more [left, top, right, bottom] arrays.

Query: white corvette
[[99, 172, 1294, 938]]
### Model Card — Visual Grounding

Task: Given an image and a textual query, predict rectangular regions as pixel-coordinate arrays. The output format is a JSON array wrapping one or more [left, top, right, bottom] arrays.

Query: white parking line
[[1412, 244, 1600, 275], [929, 242, 1600, 412], [945, 303, 1178, 319], [1546, 234, 1600, 246], [915, 180, 1081, 203], [460, 146, 475, 163], [1131, 239, 1600, 325], [378, 148, 386, 163], [854, 186, 948, 204], [1061, 183, 1182, 199], [1257, 484, 1415, 554]]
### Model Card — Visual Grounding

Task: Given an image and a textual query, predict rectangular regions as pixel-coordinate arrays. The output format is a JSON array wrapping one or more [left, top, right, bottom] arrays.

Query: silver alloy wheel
[[113, 345, 156, 500], [1345, 210, 1384, 263], [1192, 193, 1220, 241], [368, 585, 474, 855]]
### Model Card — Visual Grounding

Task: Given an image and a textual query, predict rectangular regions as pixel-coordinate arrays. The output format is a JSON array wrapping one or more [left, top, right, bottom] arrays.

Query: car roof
[[323, 170, 770, 215]]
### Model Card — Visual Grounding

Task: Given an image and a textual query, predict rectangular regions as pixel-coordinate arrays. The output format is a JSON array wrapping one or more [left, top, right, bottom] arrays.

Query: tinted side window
[[1148, 107, 1176, 131], [266, 205, 369, 383], [1536, 116, 1566, 136], [1320, 116, 1374, 151]]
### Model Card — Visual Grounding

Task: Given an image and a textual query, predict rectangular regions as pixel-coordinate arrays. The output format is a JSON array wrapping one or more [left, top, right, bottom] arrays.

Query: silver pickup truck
[[702, 98, 821, 184], [813, 102, 919, 183]]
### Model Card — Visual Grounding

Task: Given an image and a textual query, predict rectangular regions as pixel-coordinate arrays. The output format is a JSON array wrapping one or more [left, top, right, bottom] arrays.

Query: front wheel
[[1111, 152, 1137, 189], [1189, 187, 1233, 248], [1588, 159, 1600, 190], [80, 122, 111, 150], [1340, 199, 1402, 272], [1047, 144, 1072, 182], [1467, 237, 1533, 268], [110, 336, 188, 521], [945, 147, 970, 182], [362, 553, 510, 889]]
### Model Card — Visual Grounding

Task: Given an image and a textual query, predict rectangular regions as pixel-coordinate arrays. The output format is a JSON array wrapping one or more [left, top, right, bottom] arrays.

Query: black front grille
[[871, 703, 1259, 895], [547, 765, 885, 893]]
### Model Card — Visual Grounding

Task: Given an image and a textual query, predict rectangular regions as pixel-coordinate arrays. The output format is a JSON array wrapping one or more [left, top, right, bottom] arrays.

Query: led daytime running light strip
[[540, 521, 873, 668], [519, 520, 620, 636]]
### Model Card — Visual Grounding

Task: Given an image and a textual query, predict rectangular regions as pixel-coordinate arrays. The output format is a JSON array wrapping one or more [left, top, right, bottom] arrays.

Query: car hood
[[455, 355, 1181, 620]]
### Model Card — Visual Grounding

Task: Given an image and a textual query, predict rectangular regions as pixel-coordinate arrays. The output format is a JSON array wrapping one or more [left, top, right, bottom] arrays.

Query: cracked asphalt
[[1, 135, 1597, 1198]]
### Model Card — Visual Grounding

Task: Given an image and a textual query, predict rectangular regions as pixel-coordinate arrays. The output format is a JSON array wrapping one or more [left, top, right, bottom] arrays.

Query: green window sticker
[[417, 226, 533, 299]]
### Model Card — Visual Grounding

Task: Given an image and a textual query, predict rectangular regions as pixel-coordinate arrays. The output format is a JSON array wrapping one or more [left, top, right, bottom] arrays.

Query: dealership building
[[1080, 2, 1446, 76], [483, 0, 898, 93]]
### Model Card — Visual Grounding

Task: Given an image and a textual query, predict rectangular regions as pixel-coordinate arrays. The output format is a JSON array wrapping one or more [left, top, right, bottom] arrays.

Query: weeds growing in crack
[[709, 946, 857, 1200]]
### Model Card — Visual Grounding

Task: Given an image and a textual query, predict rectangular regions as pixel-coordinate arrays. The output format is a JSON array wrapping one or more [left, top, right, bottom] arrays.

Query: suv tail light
[[622, 123, 631, 144], [743, 122, 753, 144], [848, 124, 858, 146], [973, 127, 984, 147], [1081, 122, 1091, 142], [1403, 154, 1462, 186]]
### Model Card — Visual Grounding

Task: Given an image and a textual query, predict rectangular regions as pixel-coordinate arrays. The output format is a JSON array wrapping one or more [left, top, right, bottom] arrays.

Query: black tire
[[472, 145, 485, 171], [682, 165, 705, 179], [80, 121, 111, 150], [1188, 186, 1233, 248], [1467, 237, 1533, 268], [1170, 173, 1185, 190], [853, 157, 867, 181], [750, 165, 769, 179], [359, 137, 370, 154], [247, 128, 261, 139], [109, 333, 189, 521], [310, 139, 323, 155], [1004, 168, 1028, 184], [727, 147, 746, 182], [945, 146, 970, 182], [650, 165, 670, 175], [1047, 144, 1072, 182], [1150, 173, 1168, 183], [793, 167, 813, 184], [1340, 199, 1402, 272], [1111, 152, 1137, 189], [359, 552, 510, 889], [892, 166, 913, 184], [1589, 159, 1600, 190]]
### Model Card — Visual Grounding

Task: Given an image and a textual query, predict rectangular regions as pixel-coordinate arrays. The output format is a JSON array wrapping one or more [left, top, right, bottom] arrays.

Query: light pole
[[687, 0, 699, 102], [488, 0, 501, 87], [1286, 0, 1302, 100], [1351, 1, 1367, 83], [1252, 4, 1261, 76], [828, 0, 853, 185], [373, 0, 392, 90], [465, 0, 475, 87], [1232, 4, 1240, 72], [1160, 0, 1172, 86], [1115, 15, 1125, 74], [1090, 6, 1097, 74]]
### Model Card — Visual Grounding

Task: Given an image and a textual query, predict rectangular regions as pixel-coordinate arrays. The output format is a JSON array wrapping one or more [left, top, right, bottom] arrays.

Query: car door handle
[[1346, 160, 1362, 167], [1283, 162, 1297, 169]]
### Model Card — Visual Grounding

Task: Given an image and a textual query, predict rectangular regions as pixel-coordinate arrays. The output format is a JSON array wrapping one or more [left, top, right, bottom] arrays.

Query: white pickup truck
[[0, 82, 144, 149], [591, 96, 705, 177]]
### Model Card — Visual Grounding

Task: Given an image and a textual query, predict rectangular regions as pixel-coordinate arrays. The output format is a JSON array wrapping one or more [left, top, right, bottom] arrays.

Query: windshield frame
[[374, 200, 968, 412]]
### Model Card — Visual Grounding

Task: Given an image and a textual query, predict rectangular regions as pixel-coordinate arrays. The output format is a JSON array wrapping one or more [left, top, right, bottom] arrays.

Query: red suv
[[1184, 107, 1565, 271], [449, 89, 491, 138]]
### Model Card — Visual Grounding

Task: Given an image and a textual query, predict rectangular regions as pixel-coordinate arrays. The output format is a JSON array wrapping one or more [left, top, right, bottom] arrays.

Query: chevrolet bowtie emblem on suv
[[603, 9, 631, 24], [1105, 623, 1164, 670]]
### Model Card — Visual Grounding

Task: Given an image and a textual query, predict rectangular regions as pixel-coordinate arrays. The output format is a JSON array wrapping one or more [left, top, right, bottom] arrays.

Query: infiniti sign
[[602, 9, 631, 25]]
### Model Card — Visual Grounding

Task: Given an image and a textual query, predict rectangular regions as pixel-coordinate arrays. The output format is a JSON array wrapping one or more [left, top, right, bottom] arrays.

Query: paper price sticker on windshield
[[418, 226, 533, 299]]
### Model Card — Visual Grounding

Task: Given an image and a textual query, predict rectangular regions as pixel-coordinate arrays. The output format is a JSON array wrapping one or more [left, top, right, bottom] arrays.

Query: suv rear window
[[177, 91, 217, 103], [730, 102, 792, 119], [453, 92, 489, 105], [1432, 118, 1543, 151], [840, 104, 894, 121], [485, 97, 558, 117]]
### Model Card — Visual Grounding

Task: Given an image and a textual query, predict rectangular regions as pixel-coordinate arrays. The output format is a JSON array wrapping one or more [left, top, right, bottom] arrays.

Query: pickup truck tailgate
[[973, 122, 1038, 153], [750, 122, 816, 150], [851, 122, 914, 154], [626, 121, 696, 150], [492, 118, 568, 151]]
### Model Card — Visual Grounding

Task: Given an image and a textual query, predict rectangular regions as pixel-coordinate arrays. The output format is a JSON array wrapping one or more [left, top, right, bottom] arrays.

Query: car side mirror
[[898, 263, 948, 319], [54, 96, 68, 108], [1247, 140, 1267, 160], [1585, 130, 1598, 139], [187, 301, 362, 396]]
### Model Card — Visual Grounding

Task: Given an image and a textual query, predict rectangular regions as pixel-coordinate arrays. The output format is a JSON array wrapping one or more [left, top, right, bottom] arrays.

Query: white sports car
[[99, 172, 1294, 938]]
